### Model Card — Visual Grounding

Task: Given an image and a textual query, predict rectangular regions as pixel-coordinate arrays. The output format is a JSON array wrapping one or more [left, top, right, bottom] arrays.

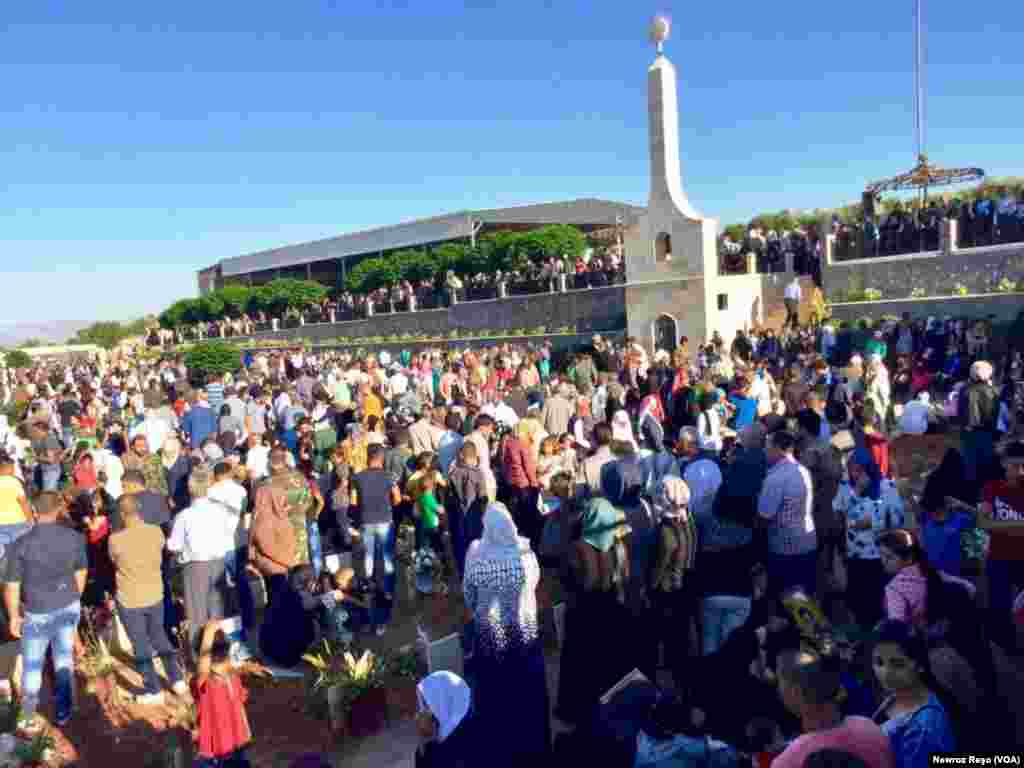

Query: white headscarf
[[611, 409, 637, 449], [417, 672, 471, 743], [464, 501, 529, 568], [970, 360, 993, 383]]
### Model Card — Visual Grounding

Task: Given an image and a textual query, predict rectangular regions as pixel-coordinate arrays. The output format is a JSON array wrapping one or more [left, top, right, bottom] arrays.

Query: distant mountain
[[0, 320, 92, 348]]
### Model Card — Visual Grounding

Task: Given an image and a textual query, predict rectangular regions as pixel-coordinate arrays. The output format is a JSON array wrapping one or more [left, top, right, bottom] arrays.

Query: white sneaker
[[134, 692, 164, 706], [171, 681, 189, 697]]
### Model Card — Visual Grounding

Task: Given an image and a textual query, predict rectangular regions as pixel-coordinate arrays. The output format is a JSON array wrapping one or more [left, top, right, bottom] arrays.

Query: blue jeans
[[21, 601, 80, 722], [307, 521, 322, 578], [117, 600, 182, 695], [361, 522, 395, 626], [224, 548, 256, 632], [194, 749, 251, 768], [161, 558, 180, 644], [701, 595, 752, 655]]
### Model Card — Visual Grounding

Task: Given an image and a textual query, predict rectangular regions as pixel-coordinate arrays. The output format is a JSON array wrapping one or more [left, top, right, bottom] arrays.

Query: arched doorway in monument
[[654, 314, 678, 352], [654, 232, 672, 262]]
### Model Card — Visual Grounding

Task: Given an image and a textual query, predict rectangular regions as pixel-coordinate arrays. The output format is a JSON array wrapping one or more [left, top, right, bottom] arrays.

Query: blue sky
[[3, 1, 1021, 326]]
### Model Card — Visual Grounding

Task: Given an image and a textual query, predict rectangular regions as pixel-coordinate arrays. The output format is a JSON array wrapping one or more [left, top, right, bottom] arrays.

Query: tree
[[4, 349, 32, 369], [180, 298, 206, 325], [159, 300, 190, 330], [184, 341, 241, 384], [263, 278, 327, 313], [722, 223, 746, 242], [69, 321, 138, 350], [218, 284, 253, 318], [345, 257, 399, 294], [432, 243, 467, 276], [404, 250, 440, 282], [480, 231, 525, 273], [199, 293, 225, 323], [20, 338, 46, 348]]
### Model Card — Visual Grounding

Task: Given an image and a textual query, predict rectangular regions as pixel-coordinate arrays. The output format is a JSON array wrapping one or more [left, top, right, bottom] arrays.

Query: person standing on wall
[[784, 276, 802, 330]]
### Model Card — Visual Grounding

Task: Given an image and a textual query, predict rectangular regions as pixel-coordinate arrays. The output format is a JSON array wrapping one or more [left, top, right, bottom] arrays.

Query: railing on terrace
[[174, 268, 629, 341]]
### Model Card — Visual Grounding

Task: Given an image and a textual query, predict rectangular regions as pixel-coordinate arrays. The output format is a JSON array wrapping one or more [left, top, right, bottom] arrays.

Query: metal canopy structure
[[866, 153, 984, 196], [864, 0, 984, 201]]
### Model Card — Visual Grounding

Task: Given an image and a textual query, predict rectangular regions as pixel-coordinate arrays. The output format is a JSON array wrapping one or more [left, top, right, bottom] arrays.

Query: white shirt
[[246, 444, 271, 480], [208, 479, 247, 516], [697, 409, 722, 452], [389, 372, 409, 397], [91, 448, 124, 499], [167, 497, 237, 562], [133, 417, 170, 455], [208, 480, 249, 546], [784, 280, 802, 301], [482, 402, 519, 429], [749, 375, 771, 412]]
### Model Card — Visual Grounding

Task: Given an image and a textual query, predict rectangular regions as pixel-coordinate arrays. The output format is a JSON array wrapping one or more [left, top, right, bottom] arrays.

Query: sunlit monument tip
[[649, 14, 671, 55]]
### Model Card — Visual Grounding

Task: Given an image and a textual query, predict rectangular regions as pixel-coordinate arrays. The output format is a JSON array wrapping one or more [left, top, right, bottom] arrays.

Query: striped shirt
[[206, 382, 225, 414], [758, 457, 817, 555]]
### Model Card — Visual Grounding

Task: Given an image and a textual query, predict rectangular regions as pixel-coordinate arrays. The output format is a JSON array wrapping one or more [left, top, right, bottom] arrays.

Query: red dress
[[192, 673, 251, 758]]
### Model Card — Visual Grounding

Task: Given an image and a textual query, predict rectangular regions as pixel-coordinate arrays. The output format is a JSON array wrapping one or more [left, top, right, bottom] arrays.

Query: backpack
[[825, 379, 848, 425]]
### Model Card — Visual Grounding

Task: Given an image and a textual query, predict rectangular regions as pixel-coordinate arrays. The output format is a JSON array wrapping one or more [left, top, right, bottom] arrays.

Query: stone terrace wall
[[828, 294, 1023, 362], [236, 284, 627, 344], [823, 243, 1024, 302]]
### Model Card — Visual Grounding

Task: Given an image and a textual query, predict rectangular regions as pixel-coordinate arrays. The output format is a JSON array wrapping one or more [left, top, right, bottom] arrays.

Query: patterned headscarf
[[654, 476, 691, 520]]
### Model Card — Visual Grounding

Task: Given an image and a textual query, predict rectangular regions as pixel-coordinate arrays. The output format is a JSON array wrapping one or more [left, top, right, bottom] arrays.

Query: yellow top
[[0, 475, 28, 525]]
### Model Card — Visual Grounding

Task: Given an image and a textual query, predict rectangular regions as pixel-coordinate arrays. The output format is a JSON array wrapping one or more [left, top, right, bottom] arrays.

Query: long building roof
[[217, 198, 644, 277]]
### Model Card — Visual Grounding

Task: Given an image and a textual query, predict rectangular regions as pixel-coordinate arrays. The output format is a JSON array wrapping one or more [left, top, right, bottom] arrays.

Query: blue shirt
[[181, 404, 218, 450], [921, 512, 971, 576], [729, 394, 758, 430], [880, 694, 955, 768]]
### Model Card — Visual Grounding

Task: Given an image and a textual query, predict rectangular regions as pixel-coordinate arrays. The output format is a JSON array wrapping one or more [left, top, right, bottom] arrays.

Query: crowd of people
[[833, 190, 1024, 261], [162, 250, 628, 343], [1, 306, 1023, 767]]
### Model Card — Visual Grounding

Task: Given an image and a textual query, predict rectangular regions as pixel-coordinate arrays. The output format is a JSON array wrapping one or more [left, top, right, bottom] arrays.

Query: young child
[[536, 435, 562, 490], [413, 473, 446, 594], [317, 567, 371, 642], [193, 619, 253, 768]]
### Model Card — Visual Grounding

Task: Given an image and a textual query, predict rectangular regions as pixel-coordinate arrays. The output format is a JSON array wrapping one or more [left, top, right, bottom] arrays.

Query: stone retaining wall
[[823, 242, 1024, 302], [233, 284, 627, 344]]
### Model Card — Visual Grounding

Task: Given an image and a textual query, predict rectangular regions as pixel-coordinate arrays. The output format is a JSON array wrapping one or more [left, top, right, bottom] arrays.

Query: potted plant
[[14, 728, 55, 767], [79, 615, 117, 708], [304, 645, 387, 739], [302, 639, 345, 725], [340, 650, 387, 739], [384, 648, 422, 721]]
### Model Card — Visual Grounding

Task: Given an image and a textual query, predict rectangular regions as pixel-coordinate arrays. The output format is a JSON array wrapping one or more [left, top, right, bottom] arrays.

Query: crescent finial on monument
[[649, 14, 671, 55]]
